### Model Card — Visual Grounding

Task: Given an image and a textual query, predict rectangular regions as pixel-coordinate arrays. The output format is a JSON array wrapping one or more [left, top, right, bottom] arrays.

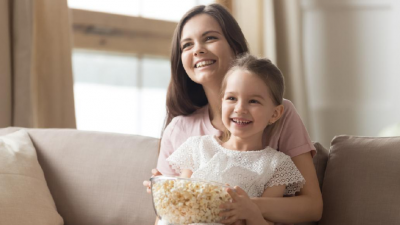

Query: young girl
[[165, 54, 305, 225]]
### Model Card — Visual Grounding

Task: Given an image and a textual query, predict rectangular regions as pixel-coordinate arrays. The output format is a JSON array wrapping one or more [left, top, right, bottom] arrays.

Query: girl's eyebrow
[[250, 94, 265, 100], [181, 30, 221, 44], [225, 92, 265, 100]]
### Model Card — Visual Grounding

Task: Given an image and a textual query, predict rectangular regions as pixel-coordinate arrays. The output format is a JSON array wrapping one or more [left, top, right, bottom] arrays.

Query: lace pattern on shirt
[[167, 135, 305, 197], [265, 156, 305, 195], [166, 137, 199, 174]]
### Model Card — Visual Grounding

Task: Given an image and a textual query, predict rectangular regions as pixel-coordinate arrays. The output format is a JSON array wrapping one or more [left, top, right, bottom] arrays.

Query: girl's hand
[[219, 186, 261, 224], [142, 169, 162, 194], [231, 219, 246, 225]]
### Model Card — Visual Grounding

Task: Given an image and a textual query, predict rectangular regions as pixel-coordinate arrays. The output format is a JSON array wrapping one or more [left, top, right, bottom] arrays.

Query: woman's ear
[[269, 104, 284, 124]]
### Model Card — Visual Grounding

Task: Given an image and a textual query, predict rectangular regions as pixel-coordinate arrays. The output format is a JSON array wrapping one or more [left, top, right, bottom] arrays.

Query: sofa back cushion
[[0, 127, 159, 225], [0, 129, 63, 225], [319, 135, 400, 225], [295, 142, 328, 225]]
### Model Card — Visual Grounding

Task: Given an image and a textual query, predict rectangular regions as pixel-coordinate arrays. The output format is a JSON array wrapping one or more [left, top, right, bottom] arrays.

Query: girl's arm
[[180, 169, 193, 178], [252, 152, 323, 223]]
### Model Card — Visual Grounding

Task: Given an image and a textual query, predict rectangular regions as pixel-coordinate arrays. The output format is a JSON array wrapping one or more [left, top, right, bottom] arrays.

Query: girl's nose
[[234, 102, 248, 114]]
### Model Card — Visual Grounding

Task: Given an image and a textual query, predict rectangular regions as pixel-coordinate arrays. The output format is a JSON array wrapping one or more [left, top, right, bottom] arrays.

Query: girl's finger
[[220, 215, 238, 224], [234, 186, 247, 196], [219, 208, 236, 218], [227, 188, 239, 201]]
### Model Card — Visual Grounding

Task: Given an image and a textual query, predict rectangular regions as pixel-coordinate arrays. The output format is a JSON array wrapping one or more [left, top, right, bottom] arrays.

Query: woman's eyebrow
[[181, 30, 221, 44], [202, 30, 221, 36]]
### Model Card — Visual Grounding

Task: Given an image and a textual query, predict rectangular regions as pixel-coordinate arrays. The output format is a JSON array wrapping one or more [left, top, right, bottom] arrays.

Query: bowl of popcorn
[[150, 176, 232, 225]]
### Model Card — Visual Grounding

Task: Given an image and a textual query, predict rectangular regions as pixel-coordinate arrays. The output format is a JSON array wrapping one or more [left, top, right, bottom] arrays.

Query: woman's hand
[[143, 168, 162, 194], [219, 186, 264, 224]]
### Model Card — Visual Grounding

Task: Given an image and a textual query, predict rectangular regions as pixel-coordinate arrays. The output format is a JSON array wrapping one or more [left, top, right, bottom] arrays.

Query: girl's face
[[222, 69, 280, 142], [180, 14, 235, 87]]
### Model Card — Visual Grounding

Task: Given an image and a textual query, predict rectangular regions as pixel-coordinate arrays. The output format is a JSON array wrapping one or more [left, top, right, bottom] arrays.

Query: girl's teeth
[[233, 119, 251, 124]]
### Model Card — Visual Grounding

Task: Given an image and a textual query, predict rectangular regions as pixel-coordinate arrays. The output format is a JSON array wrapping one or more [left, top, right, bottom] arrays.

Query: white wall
[[301, 0, 400, 147]]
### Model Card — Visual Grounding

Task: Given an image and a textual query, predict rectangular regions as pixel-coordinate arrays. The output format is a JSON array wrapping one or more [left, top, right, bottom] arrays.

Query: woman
[[144, 4, 322, 224]]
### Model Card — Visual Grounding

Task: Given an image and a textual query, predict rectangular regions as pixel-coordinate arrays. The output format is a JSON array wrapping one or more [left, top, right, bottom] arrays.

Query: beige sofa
[[0, 127, 399, 225]]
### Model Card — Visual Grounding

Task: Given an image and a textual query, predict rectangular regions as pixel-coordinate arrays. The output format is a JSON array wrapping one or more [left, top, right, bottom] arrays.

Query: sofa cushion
[[312, 142, 329, 190], [0, 127, 160, 225], [320, 135, 400, 225], [294, 142, 328, 225], [0, 129, 63, 225]]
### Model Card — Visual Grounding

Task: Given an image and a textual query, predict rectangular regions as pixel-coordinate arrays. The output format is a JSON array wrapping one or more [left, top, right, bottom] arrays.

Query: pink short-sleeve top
[[157, 99, 316, 176]]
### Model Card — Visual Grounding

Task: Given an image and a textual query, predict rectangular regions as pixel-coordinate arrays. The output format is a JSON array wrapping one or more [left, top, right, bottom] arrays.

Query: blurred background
[[1, 0, 400, 147]]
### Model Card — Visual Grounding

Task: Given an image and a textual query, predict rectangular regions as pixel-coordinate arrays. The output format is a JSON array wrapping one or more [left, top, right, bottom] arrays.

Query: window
[[69, 0, 216, 138], [68, 0, 216, 21]]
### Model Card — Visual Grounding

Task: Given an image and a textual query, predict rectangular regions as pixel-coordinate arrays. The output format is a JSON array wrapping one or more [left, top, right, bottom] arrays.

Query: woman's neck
[[203, 85, 225, 131]]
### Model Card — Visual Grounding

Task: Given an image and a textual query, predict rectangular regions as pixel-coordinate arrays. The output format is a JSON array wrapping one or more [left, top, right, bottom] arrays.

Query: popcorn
[[152, 178, 231, 224]]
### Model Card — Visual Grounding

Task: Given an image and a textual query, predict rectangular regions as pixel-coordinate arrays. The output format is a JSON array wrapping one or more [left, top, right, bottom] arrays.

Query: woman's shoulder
[[170, 105, 208, 127], [282, 99, 296, 115], [184, 135, 213, 143]]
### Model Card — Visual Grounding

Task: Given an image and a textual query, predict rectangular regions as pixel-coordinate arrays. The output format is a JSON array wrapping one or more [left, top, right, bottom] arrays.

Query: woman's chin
[[193, 73, 223, 86]]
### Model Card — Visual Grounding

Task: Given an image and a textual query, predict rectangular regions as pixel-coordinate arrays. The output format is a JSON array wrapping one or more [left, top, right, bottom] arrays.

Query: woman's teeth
[[232, 119, 251, 124], [195, 60, 215, 68]]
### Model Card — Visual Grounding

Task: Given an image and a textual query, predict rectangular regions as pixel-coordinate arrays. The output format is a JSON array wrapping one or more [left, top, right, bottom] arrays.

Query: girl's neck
[[222, 135, 264, 152], [203, 85, 225, 131]]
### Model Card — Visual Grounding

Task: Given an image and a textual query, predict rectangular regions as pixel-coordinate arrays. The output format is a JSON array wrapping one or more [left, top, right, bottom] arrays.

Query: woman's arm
[[252, 152, 323, 223]]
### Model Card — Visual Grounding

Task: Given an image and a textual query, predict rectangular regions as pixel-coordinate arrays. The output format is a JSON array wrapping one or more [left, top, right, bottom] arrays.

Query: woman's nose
[[193, 43, 206, 56]]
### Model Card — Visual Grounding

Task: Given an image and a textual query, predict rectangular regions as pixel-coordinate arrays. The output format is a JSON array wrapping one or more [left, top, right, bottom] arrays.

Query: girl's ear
[[269, 104, 284, 124]]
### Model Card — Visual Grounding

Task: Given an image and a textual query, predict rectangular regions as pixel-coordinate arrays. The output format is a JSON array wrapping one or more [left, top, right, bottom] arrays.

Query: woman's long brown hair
[[164, 4, 249, 130]]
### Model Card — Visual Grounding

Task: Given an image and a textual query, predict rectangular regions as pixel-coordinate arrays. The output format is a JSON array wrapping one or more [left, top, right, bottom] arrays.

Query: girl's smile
[[230, 117, 252, 126]]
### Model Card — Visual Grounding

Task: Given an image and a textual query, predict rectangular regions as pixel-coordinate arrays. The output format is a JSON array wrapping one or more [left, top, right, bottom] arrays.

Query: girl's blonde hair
[[220, 54, 285, 144]]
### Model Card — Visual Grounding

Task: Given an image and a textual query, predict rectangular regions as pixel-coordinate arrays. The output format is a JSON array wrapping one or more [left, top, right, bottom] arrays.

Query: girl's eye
[[226, 96, 236, 101], [249, 99, 259, 104]]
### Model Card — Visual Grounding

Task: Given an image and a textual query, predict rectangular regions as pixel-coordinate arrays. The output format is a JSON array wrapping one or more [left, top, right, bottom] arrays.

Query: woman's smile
[[194, 59, 216, 69]]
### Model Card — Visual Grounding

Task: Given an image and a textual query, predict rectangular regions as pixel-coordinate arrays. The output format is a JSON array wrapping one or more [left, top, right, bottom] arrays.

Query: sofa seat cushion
[[0, 129, 63, 225], [320, 135, 400, 225]]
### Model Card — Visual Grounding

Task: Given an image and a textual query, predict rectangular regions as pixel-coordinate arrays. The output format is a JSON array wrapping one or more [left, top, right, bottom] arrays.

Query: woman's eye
[[206, 36, 217, 41], [182, 43, 192, 50]]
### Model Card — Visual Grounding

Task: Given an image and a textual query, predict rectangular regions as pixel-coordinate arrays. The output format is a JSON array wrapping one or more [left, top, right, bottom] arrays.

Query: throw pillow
[[0, 129, 63, 225]]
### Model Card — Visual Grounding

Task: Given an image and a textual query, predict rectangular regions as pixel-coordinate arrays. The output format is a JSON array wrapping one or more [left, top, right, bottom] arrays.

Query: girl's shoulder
[[263, 147, 292, 161]]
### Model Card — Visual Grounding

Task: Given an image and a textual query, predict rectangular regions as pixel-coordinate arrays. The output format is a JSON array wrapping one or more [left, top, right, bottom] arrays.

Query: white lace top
[[167, 135, 305, 197]]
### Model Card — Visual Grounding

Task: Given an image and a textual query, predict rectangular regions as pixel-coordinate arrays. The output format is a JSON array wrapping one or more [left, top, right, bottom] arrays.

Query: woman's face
[[180, 14, 235, 87]]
